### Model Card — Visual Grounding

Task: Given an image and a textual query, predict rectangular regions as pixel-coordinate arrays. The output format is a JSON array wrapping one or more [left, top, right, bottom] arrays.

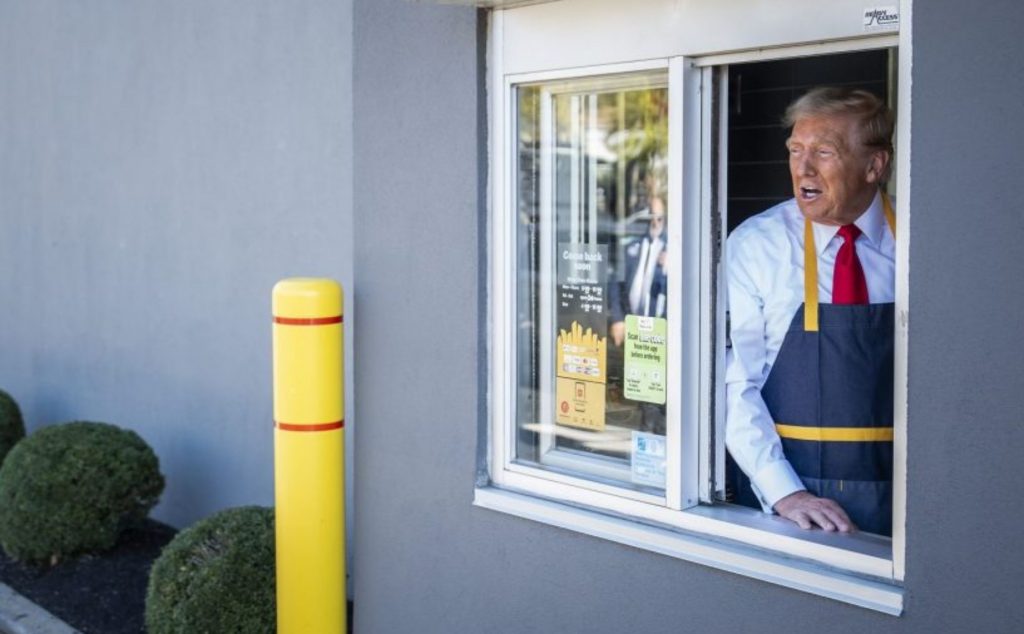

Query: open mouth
[[799, 187, 822, 201]]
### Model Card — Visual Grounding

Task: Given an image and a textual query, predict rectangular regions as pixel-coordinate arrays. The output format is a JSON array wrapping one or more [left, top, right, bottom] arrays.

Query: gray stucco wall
[[0, 0, 354, 528], [902, 0, 1024, 627], [352, 1, 1024, 633]]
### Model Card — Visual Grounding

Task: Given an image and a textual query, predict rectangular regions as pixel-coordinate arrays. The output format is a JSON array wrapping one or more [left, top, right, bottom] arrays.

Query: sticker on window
[[624, 315, 667, 405], [631, 431, 667, 487]]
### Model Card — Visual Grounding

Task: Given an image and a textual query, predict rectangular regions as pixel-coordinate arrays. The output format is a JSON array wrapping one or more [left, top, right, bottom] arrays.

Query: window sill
[[473, 486, 903, 615]]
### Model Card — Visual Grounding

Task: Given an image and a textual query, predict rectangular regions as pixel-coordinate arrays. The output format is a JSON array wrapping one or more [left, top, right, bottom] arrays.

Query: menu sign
[[555, 244, 608, 431]]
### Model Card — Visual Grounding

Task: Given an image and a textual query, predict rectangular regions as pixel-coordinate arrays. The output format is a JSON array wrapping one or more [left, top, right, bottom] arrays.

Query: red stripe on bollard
[[275, 420, 345, 432], [273, 315, 343, 326]]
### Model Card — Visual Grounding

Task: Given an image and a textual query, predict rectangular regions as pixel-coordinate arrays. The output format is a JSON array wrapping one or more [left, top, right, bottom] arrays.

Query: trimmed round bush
[[146, 506, 276, 634], [0, 421, 165, 562], [0, 389, 25, 467]]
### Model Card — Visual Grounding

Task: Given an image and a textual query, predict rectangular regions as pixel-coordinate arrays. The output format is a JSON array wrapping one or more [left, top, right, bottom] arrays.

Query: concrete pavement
[[0, 582, 78, 634]]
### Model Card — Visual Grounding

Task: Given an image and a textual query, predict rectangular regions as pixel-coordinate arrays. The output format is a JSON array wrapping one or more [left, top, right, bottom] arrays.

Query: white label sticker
[[631, 431, 667, 488], [863, 6, 900, 30]]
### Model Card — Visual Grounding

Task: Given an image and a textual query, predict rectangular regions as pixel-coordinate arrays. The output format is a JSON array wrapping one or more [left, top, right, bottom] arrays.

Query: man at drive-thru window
[[726, 87, 896, 536]]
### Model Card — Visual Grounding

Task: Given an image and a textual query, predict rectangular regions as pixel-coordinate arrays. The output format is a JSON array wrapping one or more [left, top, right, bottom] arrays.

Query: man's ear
[[865, 149, 891, 184]]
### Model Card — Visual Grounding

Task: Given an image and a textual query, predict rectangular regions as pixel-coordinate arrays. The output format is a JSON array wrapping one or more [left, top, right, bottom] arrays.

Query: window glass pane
[[514, 71, 670, 493]]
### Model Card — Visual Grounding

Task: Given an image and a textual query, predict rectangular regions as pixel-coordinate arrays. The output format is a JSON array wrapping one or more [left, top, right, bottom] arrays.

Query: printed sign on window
[[623, 315, 667, 405], [555, 376, 607, 432], [555, 243, 607, 430], [631, 431, 667, 487]]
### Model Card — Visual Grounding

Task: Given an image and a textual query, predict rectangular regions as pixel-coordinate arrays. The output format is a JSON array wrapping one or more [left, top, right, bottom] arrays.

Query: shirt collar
[[810, 190, 885, 256]]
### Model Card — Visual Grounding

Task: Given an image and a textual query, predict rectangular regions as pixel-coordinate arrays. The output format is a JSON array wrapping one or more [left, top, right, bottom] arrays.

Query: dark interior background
[[726, 49, 891, 233], [723, 48, 893, 506]]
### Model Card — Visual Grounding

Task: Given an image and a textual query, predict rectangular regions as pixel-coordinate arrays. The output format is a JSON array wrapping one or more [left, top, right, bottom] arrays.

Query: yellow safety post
[[273, 278, 346, 634]]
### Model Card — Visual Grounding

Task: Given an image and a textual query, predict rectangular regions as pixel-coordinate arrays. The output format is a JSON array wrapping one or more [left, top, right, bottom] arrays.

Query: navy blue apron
[[742, 196, 896, 537]]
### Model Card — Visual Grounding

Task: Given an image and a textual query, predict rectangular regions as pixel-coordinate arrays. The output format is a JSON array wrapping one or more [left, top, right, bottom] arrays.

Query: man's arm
[[724, 233, 855, 532]]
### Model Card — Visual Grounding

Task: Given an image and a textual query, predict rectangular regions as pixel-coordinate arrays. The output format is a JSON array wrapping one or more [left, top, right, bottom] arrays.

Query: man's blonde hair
[[784, 87, 895, 156]]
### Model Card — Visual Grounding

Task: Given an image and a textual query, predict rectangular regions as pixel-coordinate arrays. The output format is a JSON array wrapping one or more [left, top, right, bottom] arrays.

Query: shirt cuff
[[751, 460, 805, 512]]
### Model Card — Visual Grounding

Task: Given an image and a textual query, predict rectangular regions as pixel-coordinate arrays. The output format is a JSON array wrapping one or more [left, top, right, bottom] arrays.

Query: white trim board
[[474, 487, 903, 615]]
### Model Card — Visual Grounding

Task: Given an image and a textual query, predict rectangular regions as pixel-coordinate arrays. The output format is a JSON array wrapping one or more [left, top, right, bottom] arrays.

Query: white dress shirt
[[725, 191, 895, 511]]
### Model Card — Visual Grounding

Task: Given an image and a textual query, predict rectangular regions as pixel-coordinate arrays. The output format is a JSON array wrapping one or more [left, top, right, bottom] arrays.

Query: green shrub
[[146, 506, 276, 634], [0, 421, 165, 562], [0, 389, 25, 467]]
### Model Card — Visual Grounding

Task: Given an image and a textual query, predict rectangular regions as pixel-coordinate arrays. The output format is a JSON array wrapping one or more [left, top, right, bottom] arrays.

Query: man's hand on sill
[[774, 490, 857, 533]]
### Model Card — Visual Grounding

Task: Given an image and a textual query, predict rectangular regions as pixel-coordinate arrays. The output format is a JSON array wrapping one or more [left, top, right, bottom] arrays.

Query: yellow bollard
[[273, 278, 346, 634]]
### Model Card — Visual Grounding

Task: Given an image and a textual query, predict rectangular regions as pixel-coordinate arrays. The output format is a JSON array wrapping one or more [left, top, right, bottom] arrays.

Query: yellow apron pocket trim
[[775, 423, 894, 442]]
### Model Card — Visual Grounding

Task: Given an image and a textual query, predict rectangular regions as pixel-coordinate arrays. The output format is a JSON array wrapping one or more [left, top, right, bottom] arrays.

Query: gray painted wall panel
[[902, 0, 1024, 628], [0, 0, 354, 528], [351, 0, 486, 630], [353, 1, 1024, 633]]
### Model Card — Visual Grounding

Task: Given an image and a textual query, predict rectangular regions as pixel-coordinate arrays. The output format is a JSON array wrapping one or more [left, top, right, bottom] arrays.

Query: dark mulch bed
[[0, 519, 176, 634]]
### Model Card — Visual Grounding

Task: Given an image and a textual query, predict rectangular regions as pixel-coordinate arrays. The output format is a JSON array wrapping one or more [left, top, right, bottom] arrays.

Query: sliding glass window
[[513, 71, 672, 495]]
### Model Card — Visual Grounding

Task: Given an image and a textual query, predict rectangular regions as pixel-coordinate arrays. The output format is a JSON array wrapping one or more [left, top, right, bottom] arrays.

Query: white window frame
[[492, 57, 698, 509], [479, 3, 912, 615], [524, 67, 680, 501]]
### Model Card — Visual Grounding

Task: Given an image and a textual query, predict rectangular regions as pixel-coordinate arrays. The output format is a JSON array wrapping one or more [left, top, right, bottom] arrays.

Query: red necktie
[[832, 224, 868, 304]]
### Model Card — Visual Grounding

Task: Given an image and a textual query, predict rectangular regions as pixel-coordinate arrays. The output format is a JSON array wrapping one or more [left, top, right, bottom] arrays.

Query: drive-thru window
[[477, 0, 910, 614]]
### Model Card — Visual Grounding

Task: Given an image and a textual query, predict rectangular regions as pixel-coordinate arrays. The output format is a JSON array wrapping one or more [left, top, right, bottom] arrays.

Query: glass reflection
[[515, 72, 669, 493]]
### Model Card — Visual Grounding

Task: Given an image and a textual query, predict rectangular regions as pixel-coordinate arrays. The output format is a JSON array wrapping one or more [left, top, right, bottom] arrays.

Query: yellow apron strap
[[803, 190, 897, 332], [803, 218, 819, 332], [881, 190, 897, 238]]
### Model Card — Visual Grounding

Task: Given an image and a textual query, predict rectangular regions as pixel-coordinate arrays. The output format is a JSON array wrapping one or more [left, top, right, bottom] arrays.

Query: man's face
[[648, 197, 665, 239], [787, 114, 887, 226]]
